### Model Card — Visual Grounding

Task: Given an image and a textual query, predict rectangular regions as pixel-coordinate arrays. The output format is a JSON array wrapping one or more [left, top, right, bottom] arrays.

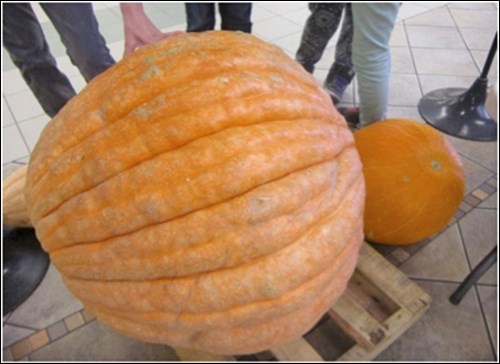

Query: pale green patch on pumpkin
[[140, 65, 163, 81]]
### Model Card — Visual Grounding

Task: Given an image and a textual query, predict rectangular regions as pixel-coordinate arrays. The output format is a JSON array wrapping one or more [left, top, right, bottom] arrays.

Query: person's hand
[[120, 3, 183, 57]]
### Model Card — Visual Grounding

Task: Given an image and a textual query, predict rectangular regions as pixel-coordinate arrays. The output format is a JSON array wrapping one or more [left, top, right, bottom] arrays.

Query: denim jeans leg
[[352, 4, 400, 126], [219, 3, 252, 33], [3, 3, 76, 117], [185, 3, 216, 32], [41, 3, 115, 83]]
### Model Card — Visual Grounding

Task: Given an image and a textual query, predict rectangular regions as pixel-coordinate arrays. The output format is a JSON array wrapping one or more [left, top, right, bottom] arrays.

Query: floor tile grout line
[[4, 309, 97, 357], [409, 276, 478, 286], [6, 112, 49, 126], [11, 120, 32, 155], [3, 157, 30, 167], [402, 18, 424, 100], [476, 282, 499, 288], [2, 321, 39, 332], [456, 214, 474, 277], [2, 94, 17, 127], [445, 3, 487, 76], [395, 3, 447, 24], [473, 284, 498, 361], [474, 206, 498, 211], [456, 151, 498, 175]]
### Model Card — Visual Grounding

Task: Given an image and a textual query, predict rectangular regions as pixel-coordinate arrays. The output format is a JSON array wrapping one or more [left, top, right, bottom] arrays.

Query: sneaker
[[337, 106, 360, 130], [326, 89, 342, 106], [325, 67, 355, 105]]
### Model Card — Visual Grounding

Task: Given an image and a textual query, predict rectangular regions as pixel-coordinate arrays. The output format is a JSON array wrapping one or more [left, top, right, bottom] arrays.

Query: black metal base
[[418, 78, 497, 141], [3, 227, 50, 316], [449, 246, 497, 305]]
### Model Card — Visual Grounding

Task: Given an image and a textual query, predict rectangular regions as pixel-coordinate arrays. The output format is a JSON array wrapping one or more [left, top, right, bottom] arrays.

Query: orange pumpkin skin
[[354, 119, 465, 245], [24, 31, 365, 355]]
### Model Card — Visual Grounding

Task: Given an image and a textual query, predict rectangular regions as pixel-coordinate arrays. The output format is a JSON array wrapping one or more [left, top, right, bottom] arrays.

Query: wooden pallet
[[174, 243, 432, 362]]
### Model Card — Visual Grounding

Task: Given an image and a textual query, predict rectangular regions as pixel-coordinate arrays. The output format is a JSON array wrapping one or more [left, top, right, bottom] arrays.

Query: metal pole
[[479, 33, 497, 79]]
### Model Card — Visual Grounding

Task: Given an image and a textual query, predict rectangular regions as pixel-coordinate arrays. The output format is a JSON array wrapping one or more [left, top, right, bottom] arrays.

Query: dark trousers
[[296, 3, 354, 94], [185, 3, 252, 33], [3, 3, 115, 117]]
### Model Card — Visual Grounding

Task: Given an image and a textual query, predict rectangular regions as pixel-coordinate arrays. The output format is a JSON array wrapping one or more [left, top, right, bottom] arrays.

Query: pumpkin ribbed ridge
[[24, 31, 365, 355], [26, 33, 321, 199], [36, 118, 351, 250], [29, 89, 332, 225]]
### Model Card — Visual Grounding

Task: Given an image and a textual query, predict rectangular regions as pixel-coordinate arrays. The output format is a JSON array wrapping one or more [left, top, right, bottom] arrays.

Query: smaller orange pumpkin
[[354, 119, 465, 245]]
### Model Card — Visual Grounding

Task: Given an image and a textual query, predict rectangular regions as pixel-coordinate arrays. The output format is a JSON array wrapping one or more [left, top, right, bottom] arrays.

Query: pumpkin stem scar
[[430, 160, 442, 171]]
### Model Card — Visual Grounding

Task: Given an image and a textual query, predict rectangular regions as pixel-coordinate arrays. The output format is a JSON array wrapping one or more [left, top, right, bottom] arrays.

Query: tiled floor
[[2, 2, 498, 361]]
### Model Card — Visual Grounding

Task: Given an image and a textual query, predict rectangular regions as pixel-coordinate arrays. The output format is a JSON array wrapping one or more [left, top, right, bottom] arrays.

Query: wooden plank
[[336, 244, 432, 361], [271, 337, 324, 361], [328, 290, 387, 349], [337, 306, 428, 361], [355, 244, 430, 312], [346, 271, 399, 322]]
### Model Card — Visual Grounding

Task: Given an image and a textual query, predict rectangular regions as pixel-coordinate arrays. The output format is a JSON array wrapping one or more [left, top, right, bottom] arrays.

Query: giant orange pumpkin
[[354, 119, 465, 245], [23, 31, 365, 354]]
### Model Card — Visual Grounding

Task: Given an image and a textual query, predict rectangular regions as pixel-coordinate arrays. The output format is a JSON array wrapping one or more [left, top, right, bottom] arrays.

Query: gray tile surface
[[404, 6, 456, 27], [29, 320, 179, 361], [459, 208, 498, 285], [477, 285, 498, 354], [391, 46, 415, 74], [390, 24, 408, 47], [7, 265, 84, 330], [413, 48, 479, 76], [460, 27, 498, 50], [446, 135, 498, 173], [406, 25, 466, 49], [418, 74, 477, 95], [449, 8, 498, 29], [375, 280, 495, 361], [386, 106, 424, 121], [389, 74, 422, 106], [479, 192, 497, 209], [2, 125, 30, 163], [400, 224, 470, 282], [3, 325, 35, 348], [460, 157, 495, 195]]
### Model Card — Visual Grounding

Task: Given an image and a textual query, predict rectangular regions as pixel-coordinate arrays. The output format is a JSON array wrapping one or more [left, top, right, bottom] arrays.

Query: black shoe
[[337, 106, 360, 130], [325, 66, 355, 106]]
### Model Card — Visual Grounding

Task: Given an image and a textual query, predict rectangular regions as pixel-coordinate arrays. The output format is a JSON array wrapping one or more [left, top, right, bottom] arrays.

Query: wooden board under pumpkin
[[173, 243, 432, 361]]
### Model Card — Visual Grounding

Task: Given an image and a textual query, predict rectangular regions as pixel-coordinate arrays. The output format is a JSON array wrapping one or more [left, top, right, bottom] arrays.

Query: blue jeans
[[3, 3, 115, 117], [185, 3, 252, 33], [352, 4, 400, 126]]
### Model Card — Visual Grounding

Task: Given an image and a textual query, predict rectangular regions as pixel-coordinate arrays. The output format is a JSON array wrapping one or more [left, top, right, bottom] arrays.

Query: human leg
[[218, 3, 252, 33], [351, 3, 400, 126], [185, 3, 216, 32], [3, 3, 75, 117], [41, 3, 114, 83], [324, 4, 354, 104], [295, 3, 344, 73]]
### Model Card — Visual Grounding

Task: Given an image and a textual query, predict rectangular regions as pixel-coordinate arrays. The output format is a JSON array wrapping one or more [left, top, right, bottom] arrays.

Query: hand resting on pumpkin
[[120, 3, 183, 57]]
